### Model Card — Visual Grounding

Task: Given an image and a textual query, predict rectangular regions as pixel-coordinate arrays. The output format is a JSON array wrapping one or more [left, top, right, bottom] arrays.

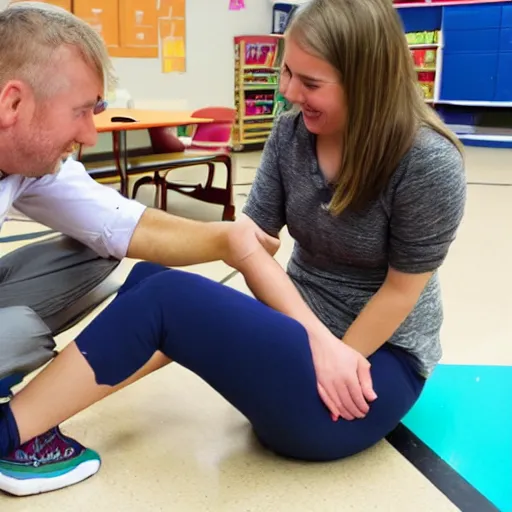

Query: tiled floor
[[0, 146, 511, 511]]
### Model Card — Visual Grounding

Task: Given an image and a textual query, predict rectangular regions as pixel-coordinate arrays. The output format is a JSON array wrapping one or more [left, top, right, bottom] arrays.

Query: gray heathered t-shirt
[[243, 111, 466, 378]]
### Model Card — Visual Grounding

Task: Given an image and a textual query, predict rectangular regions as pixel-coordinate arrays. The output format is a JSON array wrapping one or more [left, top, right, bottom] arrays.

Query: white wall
[[114, 0, 273, 110]]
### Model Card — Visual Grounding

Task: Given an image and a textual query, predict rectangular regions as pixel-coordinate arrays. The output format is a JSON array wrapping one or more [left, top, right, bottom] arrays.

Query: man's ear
[[0, 80, 25, 128]]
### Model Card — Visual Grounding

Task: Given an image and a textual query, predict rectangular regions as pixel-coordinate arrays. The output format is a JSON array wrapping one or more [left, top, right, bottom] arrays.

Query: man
[[0, 2, 276, 496]]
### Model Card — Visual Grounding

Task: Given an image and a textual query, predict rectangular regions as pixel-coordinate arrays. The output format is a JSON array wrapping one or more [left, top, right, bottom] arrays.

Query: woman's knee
[[133, 267, 228, 312], [118, 261, 170, 295]]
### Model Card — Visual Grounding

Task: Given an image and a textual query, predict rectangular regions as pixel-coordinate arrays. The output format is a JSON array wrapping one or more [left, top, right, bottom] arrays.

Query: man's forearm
[[126, 208, 230, 267]]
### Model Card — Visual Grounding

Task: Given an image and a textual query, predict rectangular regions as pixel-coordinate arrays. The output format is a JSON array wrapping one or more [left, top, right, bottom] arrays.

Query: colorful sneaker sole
[[0, 447, 101, 496]]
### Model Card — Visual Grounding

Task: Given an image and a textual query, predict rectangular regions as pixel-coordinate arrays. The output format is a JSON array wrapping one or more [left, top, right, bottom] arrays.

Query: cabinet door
[[9, 0, 72, 9], [46, 0, 72, 10], [502, 4, 512, 28], [440, 53, 498, 101], [119, 0, 158, 50], [495, 53, 512, 101], [442, 4, 502, 30], [73, 0, 119, 49], [500, 28, 512, 52], [444, 29, 500, 53]]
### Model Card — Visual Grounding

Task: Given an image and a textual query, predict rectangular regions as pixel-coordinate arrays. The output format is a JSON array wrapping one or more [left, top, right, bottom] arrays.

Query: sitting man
[[0, 1, 275, 496]]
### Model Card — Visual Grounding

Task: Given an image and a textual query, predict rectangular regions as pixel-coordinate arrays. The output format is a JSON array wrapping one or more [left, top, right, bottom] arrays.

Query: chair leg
[[222, 204, 236, 221], [131, 176, 155, 200], [112, 132, 129, 197], [205, 163, 215, 190], [159, 174, 168, 211], [154, 156, 236, 219], [223, 156, 235, 221]]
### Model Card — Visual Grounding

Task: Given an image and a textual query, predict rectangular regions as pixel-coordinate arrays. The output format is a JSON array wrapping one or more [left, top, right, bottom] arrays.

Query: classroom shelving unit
[[242, 0, 512, 150], [397, 0, 512, 148], [232, 35, 284, 151], [407, 30, 442, 102]]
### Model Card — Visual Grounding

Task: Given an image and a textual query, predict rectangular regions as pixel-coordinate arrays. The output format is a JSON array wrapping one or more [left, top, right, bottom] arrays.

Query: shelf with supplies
[[261, 1, 511, 151], [394, 0, 507, 7], [406, 29, 442, 102], [397, 1, 512, 149], [232, 35, 284, 151]]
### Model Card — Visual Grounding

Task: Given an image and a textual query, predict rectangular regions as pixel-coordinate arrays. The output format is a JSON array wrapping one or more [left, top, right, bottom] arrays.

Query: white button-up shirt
[[0, 158, 146, 260]]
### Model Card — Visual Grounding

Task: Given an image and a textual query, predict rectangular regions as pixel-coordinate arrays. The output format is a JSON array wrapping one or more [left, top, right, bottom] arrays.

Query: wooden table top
[[94, 108, 213, 133]]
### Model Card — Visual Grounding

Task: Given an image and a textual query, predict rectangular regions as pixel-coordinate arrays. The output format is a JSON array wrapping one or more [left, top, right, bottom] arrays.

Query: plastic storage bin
[[442, 4, 502, 30], [440, 53, 498, 101], [499, 28, 512, 52], [444, 29, 501, 53], [501, 4, 512, 27], [495, 52, 512, 101]]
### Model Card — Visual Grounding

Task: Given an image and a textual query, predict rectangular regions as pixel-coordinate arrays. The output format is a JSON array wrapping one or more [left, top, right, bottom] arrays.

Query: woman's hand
[[224, 214, 280, 270], [224, 216, 376, 422], [309, 331, 378, 421]]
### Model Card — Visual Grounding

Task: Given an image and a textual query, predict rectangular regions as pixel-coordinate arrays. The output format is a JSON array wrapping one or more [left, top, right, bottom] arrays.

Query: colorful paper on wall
[[159, 0, 187, 73], [229, 0, 246, 10]]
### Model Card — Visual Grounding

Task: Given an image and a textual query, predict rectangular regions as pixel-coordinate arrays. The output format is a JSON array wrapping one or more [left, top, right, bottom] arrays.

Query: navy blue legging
[[76, 262, 425, 462]]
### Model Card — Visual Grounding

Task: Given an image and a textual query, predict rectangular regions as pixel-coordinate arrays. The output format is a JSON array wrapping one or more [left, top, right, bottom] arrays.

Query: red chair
[[131, 106, 236, 221], [186, 106, 236, 150]]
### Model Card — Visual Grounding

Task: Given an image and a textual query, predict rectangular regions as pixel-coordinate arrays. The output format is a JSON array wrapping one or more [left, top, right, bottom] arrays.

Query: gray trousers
[[0, 235, 122, 383]]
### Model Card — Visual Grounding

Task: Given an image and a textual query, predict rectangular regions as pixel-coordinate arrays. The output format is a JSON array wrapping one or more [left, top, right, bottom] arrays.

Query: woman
[[0, 0, 466, 495]]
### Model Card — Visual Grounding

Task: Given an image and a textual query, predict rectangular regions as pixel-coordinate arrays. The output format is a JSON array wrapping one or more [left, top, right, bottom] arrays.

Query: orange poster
[[159, 0, 186, 73]]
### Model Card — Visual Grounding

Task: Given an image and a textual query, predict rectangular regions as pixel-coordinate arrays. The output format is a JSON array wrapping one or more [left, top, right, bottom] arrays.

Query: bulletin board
[[19, 0, 187, 72]]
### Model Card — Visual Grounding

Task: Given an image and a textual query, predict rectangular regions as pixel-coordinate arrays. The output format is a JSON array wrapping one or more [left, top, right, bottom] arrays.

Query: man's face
[[0, 45, 105, 177]]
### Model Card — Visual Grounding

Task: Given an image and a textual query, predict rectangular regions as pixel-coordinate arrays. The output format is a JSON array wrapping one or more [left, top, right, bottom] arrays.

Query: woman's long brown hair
[[287, 0, 463, 215]]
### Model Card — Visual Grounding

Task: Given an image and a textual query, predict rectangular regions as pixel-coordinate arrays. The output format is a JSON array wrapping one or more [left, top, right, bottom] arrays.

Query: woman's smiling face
[[279, 37, 347, 137]]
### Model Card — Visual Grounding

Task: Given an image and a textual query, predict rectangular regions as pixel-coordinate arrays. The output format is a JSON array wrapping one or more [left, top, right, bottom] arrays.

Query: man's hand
[[224, 214, 280, 270], [127, 208, 279, 270]]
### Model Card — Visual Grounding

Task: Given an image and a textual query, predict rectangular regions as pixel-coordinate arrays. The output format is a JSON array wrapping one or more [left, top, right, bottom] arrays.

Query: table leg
[[112, 131, 129, 197]]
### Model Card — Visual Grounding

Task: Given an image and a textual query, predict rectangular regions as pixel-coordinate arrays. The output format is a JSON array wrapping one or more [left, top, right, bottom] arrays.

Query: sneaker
[[0, 427, 101, 496]]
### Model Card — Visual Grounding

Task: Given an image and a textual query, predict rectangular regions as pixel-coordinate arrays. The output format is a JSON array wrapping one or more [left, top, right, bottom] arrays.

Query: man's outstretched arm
[[15, 158, 278, 267]]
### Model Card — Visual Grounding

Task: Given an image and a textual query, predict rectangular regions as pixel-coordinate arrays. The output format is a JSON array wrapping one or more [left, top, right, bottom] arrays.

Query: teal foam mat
[[403, 364, 512, 512]]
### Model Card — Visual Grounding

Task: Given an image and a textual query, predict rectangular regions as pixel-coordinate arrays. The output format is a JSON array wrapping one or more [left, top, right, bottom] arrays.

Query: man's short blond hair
[[0, 1, 117, 97]]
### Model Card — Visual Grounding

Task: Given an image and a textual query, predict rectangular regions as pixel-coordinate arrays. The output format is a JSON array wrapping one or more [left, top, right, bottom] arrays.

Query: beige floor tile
[[0, 218, 54, 256], [1, 365, 457, 512], [438, 181, 512, 366], [464, 146, 512, 184]]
